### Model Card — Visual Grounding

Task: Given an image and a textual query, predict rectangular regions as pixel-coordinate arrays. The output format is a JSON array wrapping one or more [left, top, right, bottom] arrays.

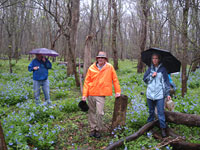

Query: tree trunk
[[137, 0, 150, 73], [191, 57, 200, 72], [191, 0, 200, 72], [83, 0, 94, 78], [112, 0, 118, 70], [118, 16, 124, 60], [66, 47, 74, 76], [108, 0, 112, 56], [0, 122, 7, 150], [8, 37, 13, 73], [83, 35, 93, 78], [149, 13, 153, 47], [171, 142, 200, 150], [111, 95, 128, 130], [165, 111, 200, 126], [153, 127, 200, 150], [168, 0, 174, 52], [65, 0, 80, 87], [181, 0, 190, 97]]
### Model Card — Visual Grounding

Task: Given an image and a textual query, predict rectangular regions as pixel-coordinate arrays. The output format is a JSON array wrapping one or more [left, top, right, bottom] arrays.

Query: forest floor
[[0, 58, 200, 150]]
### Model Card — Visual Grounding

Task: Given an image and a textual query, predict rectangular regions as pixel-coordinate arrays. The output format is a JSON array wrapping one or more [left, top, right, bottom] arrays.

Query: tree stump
[[0, 121, 7, 150], [111, 95, 128, 130]]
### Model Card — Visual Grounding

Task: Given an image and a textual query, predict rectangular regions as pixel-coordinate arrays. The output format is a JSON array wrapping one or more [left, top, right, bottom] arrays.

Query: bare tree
[[65, 0, 80, 86], [137, 0, 150, 73], [180, 0, 190, 96], [191, 0, 200, 72], [167, 0, 175, 52], [3, 0, 20, 73], [0, 122, 7, 150], [83, 0, 94, 78], [112, 0, 118, 70], [117, 0, 125, 60], [35, 0, 80, 86]]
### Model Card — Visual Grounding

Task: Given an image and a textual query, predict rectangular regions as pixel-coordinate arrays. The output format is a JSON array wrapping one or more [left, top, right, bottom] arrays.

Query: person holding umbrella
[[143, 53, 171, 138], [28, 54, 52, 106], [82, 51, 121, 138]]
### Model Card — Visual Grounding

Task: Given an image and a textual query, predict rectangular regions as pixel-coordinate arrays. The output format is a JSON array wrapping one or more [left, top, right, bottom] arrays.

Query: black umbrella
[[141, 47, 181, 73]]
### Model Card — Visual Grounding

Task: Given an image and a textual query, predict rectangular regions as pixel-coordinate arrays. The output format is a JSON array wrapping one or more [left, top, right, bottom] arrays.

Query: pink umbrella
[[29, 48, 59, 57]]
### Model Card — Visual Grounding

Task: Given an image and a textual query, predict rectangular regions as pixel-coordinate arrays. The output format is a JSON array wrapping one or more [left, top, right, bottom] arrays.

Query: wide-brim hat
[[96, 51, 108, 62], [78, 101, 89, 112]]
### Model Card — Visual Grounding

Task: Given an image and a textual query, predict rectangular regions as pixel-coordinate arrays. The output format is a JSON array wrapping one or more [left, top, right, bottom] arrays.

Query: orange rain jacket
[[82, 62, 121, 97]]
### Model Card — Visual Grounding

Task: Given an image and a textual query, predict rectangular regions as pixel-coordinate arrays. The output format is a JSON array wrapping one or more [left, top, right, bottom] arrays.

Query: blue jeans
[[147, 98, 166, 128], [33, 79, 51, 106]]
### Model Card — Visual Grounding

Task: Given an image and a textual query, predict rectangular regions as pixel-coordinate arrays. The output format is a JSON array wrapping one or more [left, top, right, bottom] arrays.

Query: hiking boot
[[89, 131, 96, 137], [94, 131, 101, 138], [161, 128, 167, 138]]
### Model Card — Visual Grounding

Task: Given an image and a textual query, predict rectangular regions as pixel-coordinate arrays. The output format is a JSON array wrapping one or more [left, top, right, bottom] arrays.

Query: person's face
[[36, 54, 43, 60], [152, 55, 159, 66], [97, 57, 106, 66]]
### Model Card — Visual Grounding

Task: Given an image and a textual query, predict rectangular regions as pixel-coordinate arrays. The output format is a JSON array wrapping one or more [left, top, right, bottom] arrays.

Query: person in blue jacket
[[168, 74, 176, 96], [28, 54, 52, 106], [143, 53, 171, 138]]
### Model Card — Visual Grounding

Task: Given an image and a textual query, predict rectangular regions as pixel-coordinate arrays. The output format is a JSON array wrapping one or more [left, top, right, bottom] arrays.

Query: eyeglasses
[[98, 57, 105, 59]]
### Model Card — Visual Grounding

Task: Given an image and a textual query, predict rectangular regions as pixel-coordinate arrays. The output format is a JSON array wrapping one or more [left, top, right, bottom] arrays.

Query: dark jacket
[[28, 58, 52, 81]]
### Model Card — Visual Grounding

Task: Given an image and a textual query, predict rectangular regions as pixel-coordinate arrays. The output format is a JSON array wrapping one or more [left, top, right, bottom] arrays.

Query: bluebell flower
[[9, 142, 13, 146], [39, 137, 44, 140], [50, 115, 54, 119], [147, 132, 152, 138], [52, 130, 56, 134], [43, 125, 48, 128]]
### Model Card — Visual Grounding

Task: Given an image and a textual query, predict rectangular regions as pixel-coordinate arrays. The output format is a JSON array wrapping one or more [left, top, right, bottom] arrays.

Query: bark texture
[[0, 122, 7, 150], [111, 0, 118, 70], [83, 35, 93, 78], [111, 95, 128, 130], [165, 111, 200, 126]]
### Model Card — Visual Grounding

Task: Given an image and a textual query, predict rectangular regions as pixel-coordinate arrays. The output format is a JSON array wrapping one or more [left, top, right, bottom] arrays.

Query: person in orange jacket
[[82, 51, 121, 138]]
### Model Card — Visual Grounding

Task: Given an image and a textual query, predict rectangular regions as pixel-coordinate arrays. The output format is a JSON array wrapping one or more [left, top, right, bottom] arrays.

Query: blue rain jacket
[[143, 63, 170, 100], [28, 58, 52, 81]]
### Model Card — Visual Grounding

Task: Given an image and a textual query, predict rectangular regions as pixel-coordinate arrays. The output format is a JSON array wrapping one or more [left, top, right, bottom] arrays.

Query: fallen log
[[166, 127, 200, 150], [166, 127, 180, 137], [171, 141, 200, 150], [153, 127, 200, 150], [165, 111, 200, 126], [106, 111, 200, 150], [105, 120, 158, 150]]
